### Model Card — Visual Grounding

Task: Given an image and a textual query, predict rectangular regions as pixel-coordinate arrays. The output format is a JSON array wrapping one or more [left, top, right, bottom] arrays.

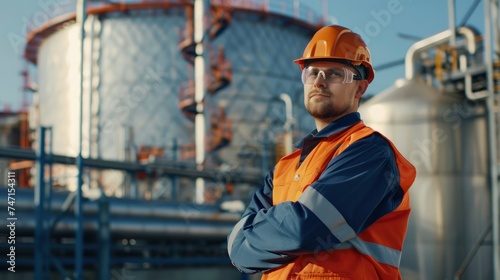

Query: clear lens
[[301, 67, 359, 84]]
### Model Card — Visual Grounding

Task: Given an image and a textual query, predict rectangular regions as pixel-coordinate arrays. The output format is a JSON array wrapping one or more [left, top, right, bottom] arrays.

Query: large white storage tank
[[26, 0, 320, 196]]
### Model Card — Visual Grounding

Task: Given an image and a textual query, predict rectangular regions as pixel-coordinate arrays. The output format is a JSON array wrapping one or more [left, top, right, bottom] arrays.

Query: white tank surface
[[26, 1, 320, 193], [34, 8, 315, 159], [359, 78, 491, 280]]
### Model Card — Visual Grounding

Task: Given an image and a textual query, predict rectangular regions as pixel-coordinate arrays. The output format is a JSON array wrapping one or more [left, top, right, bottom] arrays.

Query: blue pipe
[[98, 196, 110, 280], [76, 0, 88, 279], [75, 154, 84, 280], [35, 126, 46, 280], [45, 127, 53, 279]]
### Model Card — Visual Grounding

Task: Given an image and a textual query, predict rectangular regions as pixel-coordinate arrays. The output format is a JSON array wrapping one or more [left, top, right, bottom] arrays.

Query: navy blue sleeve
[[252, 135, 400, 251], [241, 169, 274, 218], [227, 169, 297, 274], [227, 134, 402, 272]]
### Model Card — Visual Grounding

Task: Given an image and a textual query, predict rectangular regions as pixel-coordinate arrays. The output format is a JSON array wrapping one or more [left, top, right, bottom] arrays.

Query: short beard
[[305, 90, 348, 120], [306, 102, 339, 119], [304, 89, 350, 121]]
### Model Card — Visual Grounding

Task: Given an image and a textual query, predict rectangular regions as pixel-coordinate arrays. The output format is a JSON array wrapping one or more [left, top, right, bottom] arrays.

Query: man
[[227, 25, 416, 279]]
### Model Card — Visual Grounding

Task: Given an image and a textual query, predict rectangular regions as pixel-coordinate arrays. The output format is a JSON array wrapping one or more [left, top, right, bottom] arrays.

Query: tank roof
[[24, 0, 324, 64]]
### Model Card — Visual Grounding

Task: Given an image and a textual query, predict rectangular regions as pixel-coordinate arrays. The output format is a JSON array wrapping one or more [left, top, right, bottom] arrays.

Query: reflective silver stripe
[[325, 240, 401, 268], [349, 237, 402, 267], [227, 215, 250, 256], [298, 187, 356, 242]]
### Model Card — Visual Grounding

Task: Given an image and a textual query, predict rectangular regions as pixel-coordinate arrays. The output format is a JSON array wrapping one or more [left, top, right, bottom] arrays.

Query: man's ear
[[355, 80, 369, 99]]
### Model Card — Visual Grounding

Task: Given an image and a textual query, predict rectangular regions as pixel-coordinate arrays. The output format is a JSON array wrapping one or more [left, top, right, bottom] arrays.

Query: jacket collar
[[294, 112, 362, 149]]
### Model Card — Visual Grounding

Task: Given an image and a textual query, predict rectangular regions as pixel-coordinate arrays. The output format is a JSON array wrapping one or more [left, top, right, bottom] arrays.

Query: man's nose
[[313, 70, 327, 87]]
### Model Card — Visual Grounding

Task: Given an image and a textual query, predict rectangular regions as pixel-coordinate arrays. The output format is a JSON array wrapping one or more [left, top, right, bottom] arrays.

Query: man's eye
[[309, 70, 320, 76], [326, 69, 343, 77]]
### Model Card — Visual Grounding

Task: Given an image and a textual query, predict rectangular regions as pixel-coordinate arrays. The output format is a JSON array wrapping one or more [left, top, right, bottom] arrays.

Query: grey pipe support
[[460, 55, 489, 100]]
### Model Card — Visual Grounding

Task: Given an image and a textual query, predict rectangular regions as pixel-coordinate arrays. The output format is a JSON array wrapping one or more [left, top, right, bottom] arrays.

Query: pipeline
[[0, 213, 234, 240], [405, 26, 477, 80], [2, 188, 240, 222], [0, 188, 240, 240]]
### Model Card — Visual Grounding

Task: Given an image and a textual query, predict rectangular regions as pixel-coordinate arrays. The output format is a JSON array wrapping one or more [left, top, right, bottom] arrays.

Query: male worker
[[227, 25, 416, 279]]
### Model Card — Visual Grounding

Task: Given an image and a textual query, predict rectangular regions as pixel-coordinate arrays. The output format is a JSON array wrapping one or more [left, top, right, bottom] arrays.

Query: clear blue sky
[[0, 0, 486, 111]]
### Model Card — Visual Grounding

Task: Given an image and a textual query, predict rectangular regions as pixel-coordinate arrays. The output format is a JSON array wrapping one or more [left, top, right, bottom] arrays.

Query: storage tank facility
[[0, 0, 325, 279], [24, 0, 320, 201], [0, 0, 500, 280]]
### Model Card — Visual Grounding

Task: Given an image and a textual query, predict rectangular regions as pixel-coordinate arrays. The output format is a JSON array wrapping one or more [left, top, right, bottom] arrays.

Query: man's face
[[302, 61, 368, 123]]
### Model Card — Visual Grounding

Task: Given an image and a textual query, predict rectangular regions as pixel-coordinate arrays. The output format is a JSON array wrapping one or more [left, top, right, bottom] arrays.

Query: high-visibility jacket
[[228, 114, 416, 280]]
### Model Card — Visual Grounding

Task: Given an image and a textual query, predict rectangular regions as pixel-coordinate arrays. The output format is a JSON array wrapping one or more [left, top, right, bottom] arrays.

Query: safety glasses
[[301, 66, 362, 84]]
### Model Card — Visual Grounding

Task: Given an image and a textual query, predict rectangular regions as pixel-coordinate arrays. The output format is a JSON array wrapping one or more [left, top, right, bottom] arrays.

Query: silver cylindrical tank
[[359, 78, 491, 280]]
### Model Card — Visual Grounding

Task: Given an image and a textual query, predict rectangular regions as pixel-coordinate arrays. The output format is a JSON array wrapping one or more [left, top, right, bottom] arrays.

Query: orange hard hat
[[294, 25, 375, 83]]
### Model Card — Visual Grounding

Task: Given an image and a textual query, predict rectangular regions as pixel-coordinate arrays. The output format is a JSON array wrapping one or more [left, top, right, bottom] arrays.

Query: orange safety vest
[[262, 122, 416, 280]]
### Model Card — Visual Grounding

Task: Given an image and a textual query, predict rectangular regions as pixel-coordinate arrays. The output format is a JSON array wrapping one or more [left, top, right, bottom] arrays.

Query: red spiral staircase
[[178, 1, 232, 160]]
